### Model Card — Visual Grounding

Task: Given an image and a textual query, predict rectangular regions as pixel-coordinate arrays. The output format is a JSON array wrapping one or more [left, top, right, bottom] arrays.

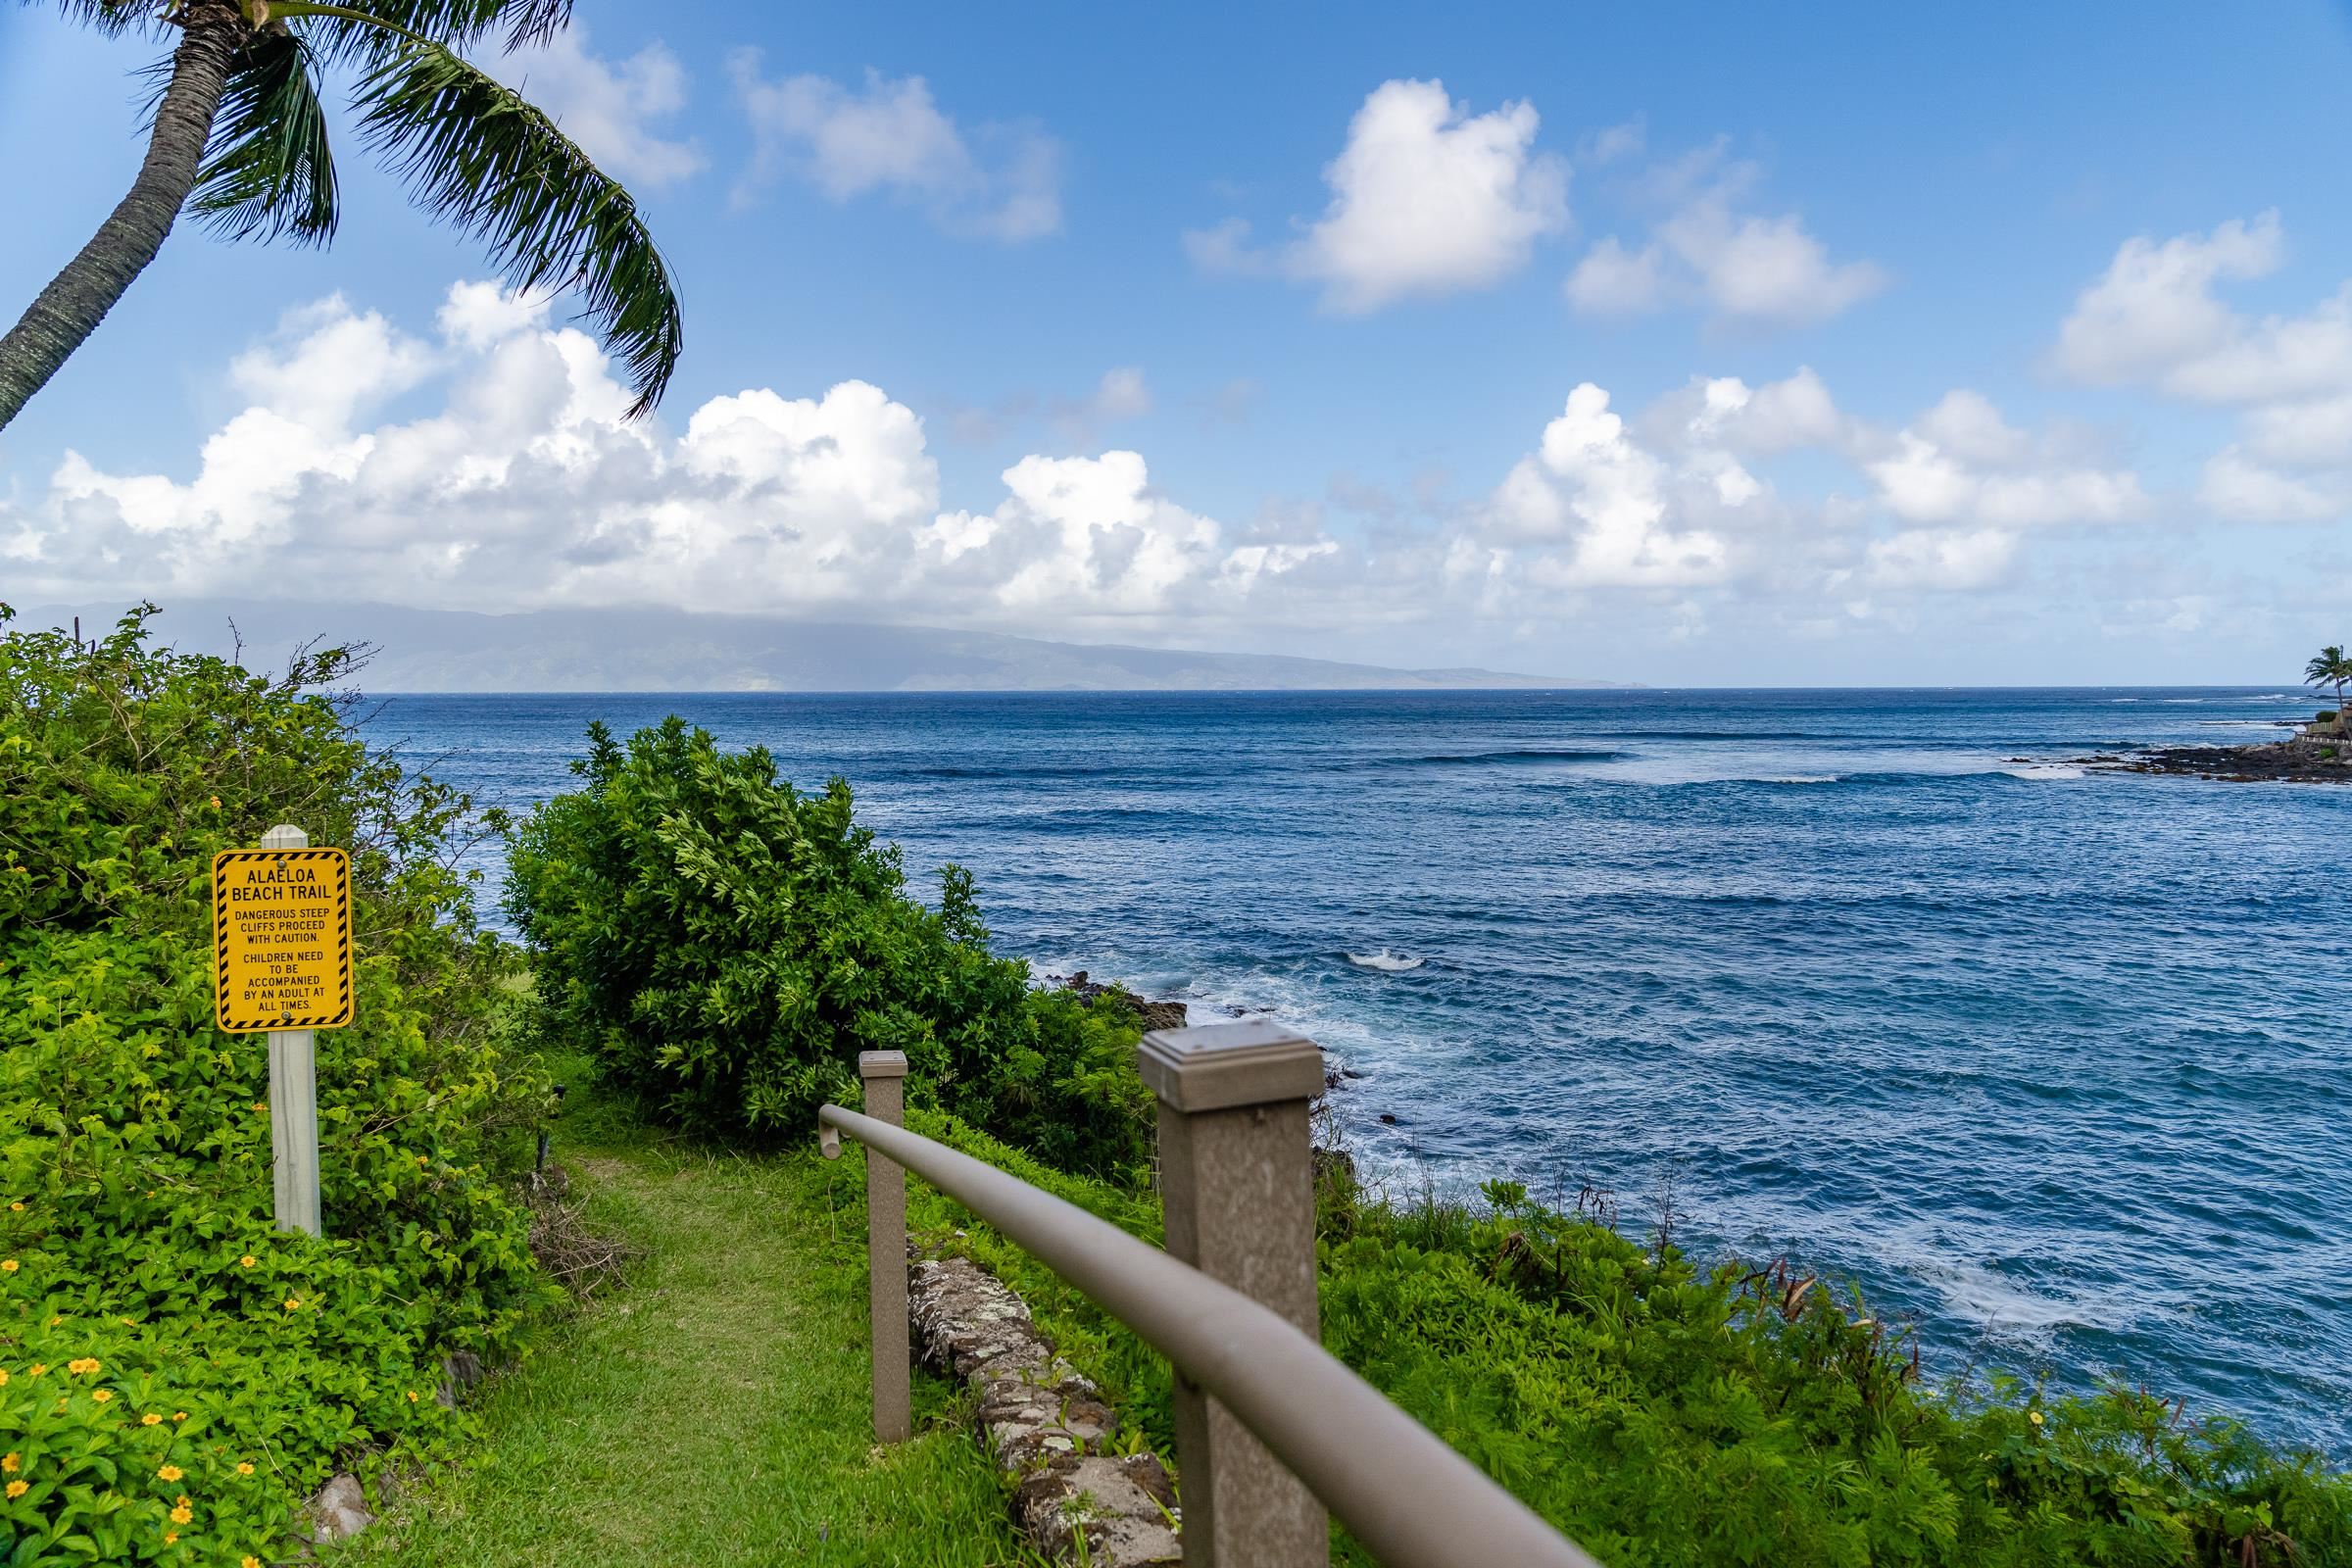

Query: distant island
[[26, 601, 1629, 693]]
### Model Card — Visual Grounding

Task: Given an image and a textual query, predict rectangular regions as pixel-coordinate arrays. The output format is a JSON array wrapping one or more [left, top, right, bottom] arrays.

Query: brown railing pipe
[[816, 1100, 1603, 1568]]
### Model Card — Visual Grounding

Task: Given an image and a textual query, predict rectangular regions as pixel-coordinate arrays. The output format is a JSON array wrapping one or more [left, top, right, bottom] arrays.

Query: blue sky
[[4, 1, 2351, 683]]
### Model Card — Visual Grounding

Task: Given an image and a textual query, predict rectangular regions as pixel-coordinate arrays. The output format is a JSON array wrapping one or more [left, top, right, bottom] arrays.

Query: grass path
[[332, 1100, 1042, 1568]]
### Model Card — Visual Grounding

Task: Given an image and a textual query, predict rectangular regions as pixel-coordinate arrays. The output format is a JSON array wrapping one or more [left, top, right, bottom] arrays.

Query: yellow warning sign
[[212, 847, 355, 1032]]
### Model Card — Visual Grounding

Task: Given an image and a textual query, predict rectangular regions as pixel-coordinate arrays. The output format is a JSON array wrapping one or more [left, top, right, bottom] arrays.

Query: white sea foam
[[1346, 950, 1426, 973], [2002, 763, 2084, 780], [1764, 774, 1840, 784]]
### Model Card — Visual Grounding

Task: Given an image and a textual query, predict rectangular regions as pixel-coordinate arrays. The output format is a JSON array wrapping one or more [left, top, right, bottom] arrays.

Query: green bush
[[0, 607, 558, 1566], [907, 1140, 2350, 1566], [504, 716, 1152, 1178]]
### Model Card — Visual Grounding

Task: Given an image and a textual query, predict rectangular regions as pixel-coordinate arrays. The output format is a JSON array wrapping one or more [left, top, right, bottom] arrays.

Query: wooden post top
[[1139, 1020, 1324, 1113]]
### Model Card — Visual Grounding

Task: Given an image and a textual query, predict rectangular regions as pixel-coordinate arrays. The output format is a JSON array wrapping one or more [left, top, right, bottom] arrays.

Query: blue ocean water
[[363, 687, 2352, 1454]]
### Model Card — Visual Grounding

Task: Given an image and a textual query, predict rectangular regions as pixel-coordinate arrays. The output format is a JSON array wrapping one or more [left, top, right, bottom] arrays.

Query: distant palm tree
[[0, 0, 681, 432], [2307, 645, 2352, 734]]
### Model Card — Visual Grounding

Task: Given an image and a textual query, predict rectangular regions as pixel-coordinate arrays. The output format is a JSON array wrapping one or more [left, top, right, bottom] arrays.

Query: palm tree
[[2306, 645, 2352, 735], [0, 0, 681, 431]]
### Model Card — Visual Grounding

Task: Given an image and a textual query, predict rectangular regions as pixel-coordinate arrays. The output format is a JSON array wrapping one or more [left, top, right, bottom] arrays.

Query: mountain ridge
[[22, 601, 1635, 692]]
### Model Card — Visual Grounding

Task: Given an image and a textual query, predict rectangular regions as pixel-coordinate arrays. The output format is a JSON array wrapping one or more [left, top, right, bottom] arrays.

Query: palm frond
[[355, 38, 680, 416], [297, 0, 571, 66], [188, 30, 340, 245]]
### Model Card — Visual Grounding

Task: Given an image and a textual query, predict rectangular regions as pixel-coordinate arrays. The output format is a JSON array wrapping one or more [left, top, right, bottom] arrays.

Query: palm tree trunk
[[0, 4, 247, 432]]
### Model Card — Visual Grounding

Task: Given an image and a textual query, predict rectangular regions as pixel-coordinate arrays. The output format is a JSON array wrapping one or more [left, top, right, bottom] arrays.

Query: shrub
[[906, 1142, 2352, 1567], [504, 716, 1152, 1179], [0, 606, 557, 1566]]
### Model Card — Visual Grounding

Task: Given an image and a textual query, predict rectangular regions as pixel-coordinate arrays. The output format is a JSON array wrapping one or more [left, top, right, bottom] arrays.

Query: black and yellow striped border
[[212, 847, 355, 1034]]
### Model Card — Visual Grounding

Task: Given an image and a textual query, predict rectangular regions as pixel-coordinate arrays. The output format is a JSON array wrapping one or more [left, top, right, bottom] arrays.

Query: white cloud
[[0, 288, 1324, 634], [2054, 213, 2352, 518], [2198, 449, 2342, 522], [0, 287, 2215, 660], [1864, 391, 2144, 529], [1488, 383, 1729, 586], [497, 26, 704, 189], [1865, 528, 2018, 591], [1563, 236, 1665, 316], [1185, 78, 1569, 313], [728, 55, 1062, 241], [1567, 144, 1884, 327], [2051, 213, 2284, 388], [1649, 367, 1849, 455]]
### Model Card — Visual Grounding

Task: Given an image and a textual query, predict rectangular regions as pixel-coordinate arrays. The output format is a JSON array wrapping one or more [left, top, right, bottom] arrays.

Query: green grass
[[331, 1074, 1043, 1568]]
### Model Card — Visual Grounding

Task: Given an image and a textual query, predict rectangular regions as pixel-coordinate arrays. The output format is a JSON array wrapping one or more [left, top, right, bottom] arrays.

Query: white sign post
[[258, 823, 322, 1237]]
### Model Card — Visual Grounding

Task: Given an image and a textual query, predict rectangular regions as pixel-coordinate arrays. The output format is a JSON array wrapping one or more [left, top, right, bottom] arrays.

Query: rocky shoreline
[[2067, 725, 2352, 783], [1045, 970, 1370, 1101]]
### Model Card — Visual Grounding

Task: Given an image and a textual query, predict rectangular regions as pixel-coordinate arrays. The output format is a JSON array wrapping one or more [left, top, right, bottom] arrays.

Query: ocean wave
[[1346, 950, 1426, 972], [2002, 763, 2084, 780], [1397, 748, 1628, 766], [1762, 774, 1840, 784], [1919, 1260, 2119, 1336]]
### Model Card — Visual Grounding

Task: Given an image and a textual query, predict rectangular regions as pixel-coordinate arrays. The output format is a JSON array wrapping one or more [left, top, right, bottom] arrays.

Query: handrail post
[[858, 1050, 911, 1444], [1139, 1021, 1329, 1567]]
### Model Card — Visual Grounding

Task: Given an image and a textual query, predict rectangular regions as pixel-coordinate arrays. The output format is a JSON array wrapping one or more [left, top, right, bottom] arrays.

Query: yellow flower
[[120, 1317, 136, 1327], [26, 1364, 44, 1377], [5, 1480, 25, 1499], [2029, 1410, 2045, 1427], [173, 1411, 187, 1421], [406, 1390, 418, 1402], [282, 1298, 301, 1311], [236, 1462, 255, 1476], [0, 1369, 8, 1387], [210, 796, 221, 808], [169, 1503, 192, 1525], [141, 1412, 163, 1426], [6, 1201, 20, 1211], [45, 1316, 61, 1327], [416, 1155, 428, 1167], [175, 1494, 189, 1506], [67, 1357, 100, 1376], [0, 1260, 17, 1273], [253, 1102, 268, 1113], [239, 1255, 256, 1268], [158, 1465, 183, 1482], [90, 1389, 112, 1403], [1, 1453, 16, 1472], [245, 1558, 264, 1568], [164, 1534, 178, 1545]]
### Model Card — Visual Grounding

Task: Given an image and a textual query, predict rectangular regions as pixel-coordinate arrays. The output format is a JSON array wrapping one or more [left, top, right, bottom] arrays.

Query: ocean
[[361, 686, 2352, 1455]]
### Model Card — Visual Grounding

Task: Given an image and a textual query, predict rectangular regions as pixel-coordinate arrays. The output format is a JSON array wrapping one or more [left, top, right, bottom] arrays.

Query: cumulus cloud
[[1487, 384, 1732, 586], [2054, 212, 2352, 523], [1185, 79, 1569, 312], [0, 285, 2205, 658], [1863, 390, 2144, 530], [1567, 143, 1884, 327], [0, 287, 1333, 637], [496, 26, 704, 188], [729, 55, 1062, 241]]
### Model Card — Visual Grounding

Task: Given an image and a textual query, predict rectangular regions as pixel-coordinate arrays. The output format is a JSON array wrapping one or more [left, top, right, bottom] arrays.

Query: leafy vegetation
[[907, 1120, 2352, 1567], [508, 707, 2351, 1566], [504, 715, 1154, 1181], [2306, 646, 2351, 731], [0, 607, 555, 1566]]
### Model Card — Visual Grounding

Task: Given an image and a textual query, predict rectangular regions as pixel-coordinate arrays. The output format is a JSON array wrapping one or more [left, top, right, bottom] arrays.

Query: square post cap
[[858, 1051, 909, 1080], [1138, 1020, 1324, 1113]]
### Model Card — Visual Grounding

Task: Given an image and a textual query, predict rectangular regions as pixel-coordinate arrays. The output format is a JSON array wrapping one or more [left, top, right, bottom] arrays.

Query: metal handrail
[[818, 1102, 1602, 1568]]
